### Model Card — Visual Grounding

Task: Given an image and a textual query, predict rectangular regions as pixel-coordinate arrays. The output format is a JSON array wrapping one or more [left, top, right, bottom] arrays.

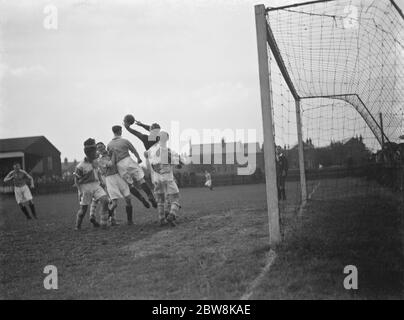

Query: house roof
[[0, 136, 60, 154]]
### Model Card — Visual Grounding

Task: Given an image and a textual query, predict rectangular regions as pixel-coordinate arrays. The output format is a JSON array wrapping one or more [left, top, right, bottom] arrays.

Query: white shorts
[[117, 156, 144, 185], [154, 180, 179, 195], [79, 182, 107, 206], [105, 174, 130, 200], [14, 185, 33, 204], [205, 180, 212, 187]]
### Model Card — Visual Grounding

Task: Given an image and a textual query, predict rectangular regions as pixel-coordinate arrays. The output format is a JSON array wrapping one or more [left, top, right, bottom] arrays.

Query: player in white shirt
[[145, 131, 182, 226], [3, 163, 38, 220]]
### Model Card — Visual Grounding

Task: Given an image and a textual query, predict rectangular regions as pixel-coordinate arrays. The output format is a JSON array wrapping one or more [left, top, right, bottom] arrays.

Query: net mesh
[[265, 0, 403, 214], [267, 0, 403, 145]]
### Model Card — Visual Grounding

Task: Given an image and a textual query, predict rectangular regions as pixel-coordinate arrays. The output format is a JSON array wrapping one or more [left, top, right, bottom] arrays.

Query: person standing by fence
[[276, 146, 288, 201]]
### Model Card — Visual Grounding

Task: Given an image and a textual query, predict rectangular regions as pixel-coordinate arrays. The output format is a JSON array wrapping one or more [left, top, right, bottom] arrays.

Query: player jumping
[[123, 115, 174, 214], [107, 125, 157, 208], [3, 163, 38, 220], [123, 115, 161, 151], [145, 131, 182, 226], [74, 138, 110, 230]]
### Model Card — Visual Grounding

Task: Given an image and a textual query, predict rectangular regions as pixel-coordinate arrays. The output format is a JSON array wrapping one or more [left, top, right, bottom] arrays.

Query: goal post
[[254, 4, 281, 246], [255, 3, 308, 244]]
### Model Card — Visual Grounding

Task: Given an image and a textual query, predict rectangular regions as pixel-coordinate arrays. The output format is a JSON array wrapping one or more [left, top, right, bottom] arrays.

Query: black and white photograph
[[0, 0, 403, 303]]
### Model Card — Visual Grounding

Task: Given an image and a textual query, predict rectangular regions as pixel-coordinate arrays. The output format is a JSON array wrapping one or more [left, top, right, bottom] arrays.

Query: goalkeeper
[[123, 115, 161, 151]]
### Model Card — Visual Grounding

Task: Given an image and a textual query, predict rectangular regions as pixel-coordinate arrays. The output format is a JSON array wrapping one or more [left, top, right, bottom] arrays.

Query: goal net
[[257, 0, 404, 240]]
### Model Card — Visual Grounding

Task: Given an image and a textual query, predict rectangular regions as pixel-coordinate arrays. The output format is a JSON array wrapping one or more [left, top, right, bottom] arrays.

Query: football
[[124, 114, 135, 125]]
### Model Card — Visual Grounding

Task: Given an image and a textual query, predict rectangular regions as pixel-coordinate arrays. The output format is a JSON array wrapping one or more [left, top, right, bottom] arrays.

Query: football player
[[123, 115, 161, 151], [74, 138, 110, 230], [145, 131, 182, 226], [95, 141, 134, 225], [107, 125, 157, 208], [204, 170, 213, 190], [3, 163, 38, 220]]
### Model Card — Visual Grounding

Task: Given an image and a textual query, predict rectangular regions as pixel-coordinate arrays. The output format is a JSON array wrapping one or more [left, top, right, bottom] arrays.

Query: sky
[[0, 0, 290, 161], [0, 0, 403, 161]]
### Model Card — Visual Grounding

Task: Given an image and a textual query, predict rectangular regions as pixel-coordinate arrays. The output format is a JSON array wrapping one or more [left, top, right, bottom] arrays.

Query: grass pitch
[[1, 182, 402, 299]]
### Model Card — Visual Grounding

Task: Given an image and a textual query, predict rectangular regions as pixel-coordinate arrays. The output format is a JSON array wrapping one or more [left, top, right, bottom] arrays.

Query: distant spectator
[[276, 146, 288, 201]]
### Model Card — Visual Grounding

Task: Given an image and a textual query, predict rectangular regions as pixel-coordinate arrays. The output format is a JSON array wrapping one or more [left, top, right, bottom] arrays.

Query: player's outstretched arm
[[128, 141, 142, 164], [123, 123, 148, 141], [73, 167, 84, 191], [73, 176, 82, 195], [135, 121, 151, 132], [3, 170, 15, 182], [109, 151, 117, 166]]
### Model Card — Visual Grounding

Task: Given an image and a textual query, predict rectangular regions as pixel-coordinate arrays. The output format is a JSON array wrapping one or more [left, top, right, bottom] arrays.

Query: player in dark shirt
[[276, 146, 289, 201], [123, 120, 161, 151]]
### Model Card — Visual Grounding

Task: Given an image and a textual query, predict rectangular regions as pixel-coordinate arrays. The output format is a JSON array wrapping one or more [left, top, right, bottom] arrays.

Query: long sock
[[20, 206, 31, 219], [100, 208, 109, 227], [140, 182, 154, 199], [126, 205, 133, 224], [110, 215, 117, 225], [141, 183, 157, 208], [108, 208, 114, 217], [169, 202, 180, 219], [89, 200, 98, 219], [164, 199, 171, 218], [167, 202, 180, 226], [130, 186, 150, 208], [158, 202, 165, 220], [76, 213, 84, 229], [129, 186, 143, 199], [29, 203, 37, 219]]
